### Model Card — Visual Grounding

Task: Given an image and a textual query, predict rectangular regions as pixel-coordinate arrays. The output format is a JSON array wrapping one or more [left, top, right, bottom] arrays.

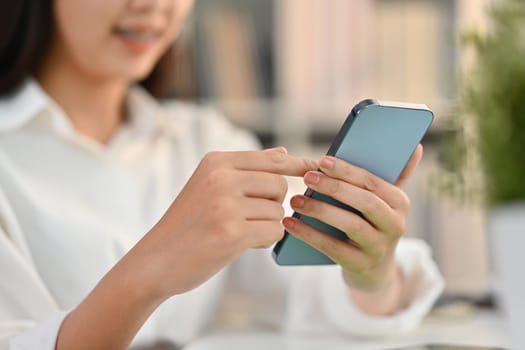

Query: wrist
[[112, 250, 167, 306], [57, 255, 164, 350], [115, 230, 173, 303], [56, 237, 166, 350], [345, 259, 406, 316]]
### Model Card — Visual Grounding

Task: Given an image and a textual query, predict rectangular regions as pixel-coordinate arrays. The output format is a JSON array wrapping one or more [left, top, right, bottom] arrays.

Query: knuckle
[[347, 216, 365, 234], [322, 236, 341, 256], [206, 168, 230, 191], [325, 177, 340, 196], [269, 150, 287, 167], [363, 194, 381, 213], [304, 158, 319, 171], [339, 161, 351, 176], [218, 217, 241, 241], [305, 197, 322, 214], [211, 200, 234, 225], [363, 172, 378, 192], [277, 175, 289, 198]]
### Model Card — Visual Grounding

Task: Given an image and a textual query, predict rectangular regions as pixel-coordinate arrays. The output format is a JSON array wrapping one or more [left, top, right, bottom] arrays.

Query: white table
[[185, 310, 510, 350]]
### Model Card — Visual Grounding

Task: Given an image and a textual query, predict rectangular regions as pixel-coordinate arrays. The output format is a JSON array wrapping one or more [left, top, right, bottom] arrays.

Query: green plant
[[445, 0, 525, 206]]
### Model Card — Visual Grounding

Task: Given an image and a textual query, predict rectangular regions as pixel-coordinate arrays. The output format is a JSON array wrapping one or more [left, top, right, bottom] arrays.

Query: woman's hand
[[283, 145, 423, 315], [57, 147, 317, 350], [132, 147, 318, 299]]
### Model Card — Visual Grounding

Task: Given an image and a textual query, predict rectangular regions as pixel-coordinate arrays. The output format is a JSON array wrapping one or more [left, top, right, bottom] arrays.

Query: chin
[[116, 61, 159, 85]]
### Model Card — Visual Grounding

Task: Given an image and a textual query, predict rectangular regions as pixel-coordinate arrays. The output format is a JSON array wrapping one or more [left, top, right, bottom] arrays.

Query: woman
[[0, 0, 443, 349]]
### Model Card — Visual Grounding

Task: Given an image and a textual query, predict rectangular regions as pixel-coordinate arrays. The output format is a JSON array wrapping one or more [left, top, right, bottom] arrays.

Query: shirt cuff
[[318, 238, 444, 337], [9, 311, 69, 350]]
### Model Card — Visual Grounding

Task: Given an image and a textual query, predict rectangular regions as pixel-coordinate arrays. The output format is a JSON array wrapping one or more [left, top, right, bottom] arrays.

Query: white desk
[[185, 310, 510, 350]]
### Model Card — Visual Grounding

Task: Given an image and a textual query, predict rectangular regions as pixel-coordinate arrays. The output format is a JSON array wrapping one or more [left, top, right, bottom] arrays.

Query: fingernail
[[304, 172, 320, 185], [283, 217, 295, 229], [291, 196, 305, 208], [320, 156, 335, 169]]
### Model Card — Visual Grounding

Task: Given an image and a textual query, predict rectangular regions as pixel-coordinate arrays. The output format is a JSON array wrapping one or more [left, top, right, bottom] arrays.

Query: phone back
[[273, 100, 434, 265]]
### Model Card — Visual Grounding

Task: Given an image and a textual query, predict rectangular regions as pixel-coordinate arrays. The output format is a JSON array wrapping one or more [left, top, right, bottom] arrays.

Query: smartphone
[[272, 99, 434, 265]]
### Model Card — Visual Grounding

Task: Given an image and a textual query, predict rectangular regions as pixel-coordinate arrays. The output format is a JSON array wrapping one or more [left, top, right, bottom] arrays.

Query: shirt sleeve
[[284, 238, 445, 337], [0, 186, 67, 350], [4, 312, 69, 350]]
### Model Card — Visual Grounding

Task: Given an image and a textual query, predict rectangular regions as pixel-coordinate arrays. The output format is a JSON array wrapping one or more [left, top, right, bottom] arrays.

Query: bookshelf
[[182, 0, 489, 144]]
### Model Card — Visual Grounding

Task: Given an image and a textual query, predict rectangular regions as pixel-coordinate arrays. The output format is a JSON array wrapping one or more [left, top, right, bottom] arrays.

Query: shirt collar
[[0, 78, 169, 142], [0, 79, 49, 132]]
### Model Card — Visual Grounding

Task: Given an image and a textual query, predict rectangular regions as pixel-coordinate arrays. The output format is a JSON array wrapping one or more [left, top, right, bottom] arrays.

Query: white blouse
[[0, 80, 444, 349]]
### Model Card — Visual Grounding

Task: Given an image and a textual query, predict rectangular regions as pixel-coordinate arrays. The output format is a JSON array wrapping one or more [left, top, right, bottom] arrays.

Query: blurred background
[[161, 0, 494, 302]]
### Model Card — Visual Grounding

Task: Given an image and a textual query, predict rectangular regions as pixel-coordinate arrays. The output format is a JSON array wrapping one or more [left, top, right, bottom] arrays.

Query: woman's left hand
[[283, 145, 423, 315]]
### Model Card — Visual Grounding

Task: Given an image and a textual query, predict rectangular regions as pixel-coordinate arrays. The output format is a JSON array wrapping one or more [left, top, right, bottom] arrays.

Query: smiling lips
[[114, 27, 162, 54]]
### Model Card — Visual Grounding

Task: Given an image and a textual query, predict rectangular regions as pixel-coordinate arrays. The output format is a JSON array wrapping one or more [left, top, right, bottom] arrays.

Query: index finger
[[227, 147, 319, 176], [318, 155, 407, 210]]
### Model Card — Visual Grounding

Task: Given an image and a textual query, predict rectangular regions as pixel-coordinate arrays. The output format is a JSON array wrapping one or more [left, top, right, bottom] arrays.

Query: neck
[[36, 50, 129, 144]]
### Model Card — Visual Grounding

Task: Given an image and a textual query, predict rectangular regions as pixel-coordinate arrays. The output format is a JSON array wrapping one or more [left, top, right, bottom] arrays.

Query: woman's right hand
[[129, 147, 318, 299], [57, 147, 316, 350]]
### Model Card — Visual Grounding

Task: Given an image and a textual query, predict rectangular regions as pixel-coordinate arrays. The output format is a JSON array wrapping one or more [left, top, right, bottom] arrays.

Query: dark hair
[[0, 0, 52, 95], [0, 0, 175, 98]]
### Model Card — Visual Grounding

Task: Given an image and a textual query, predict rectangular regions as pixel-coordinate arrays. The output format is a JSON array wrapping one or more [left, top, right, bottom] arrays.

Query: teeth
[[115, 28, 159, 42]]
